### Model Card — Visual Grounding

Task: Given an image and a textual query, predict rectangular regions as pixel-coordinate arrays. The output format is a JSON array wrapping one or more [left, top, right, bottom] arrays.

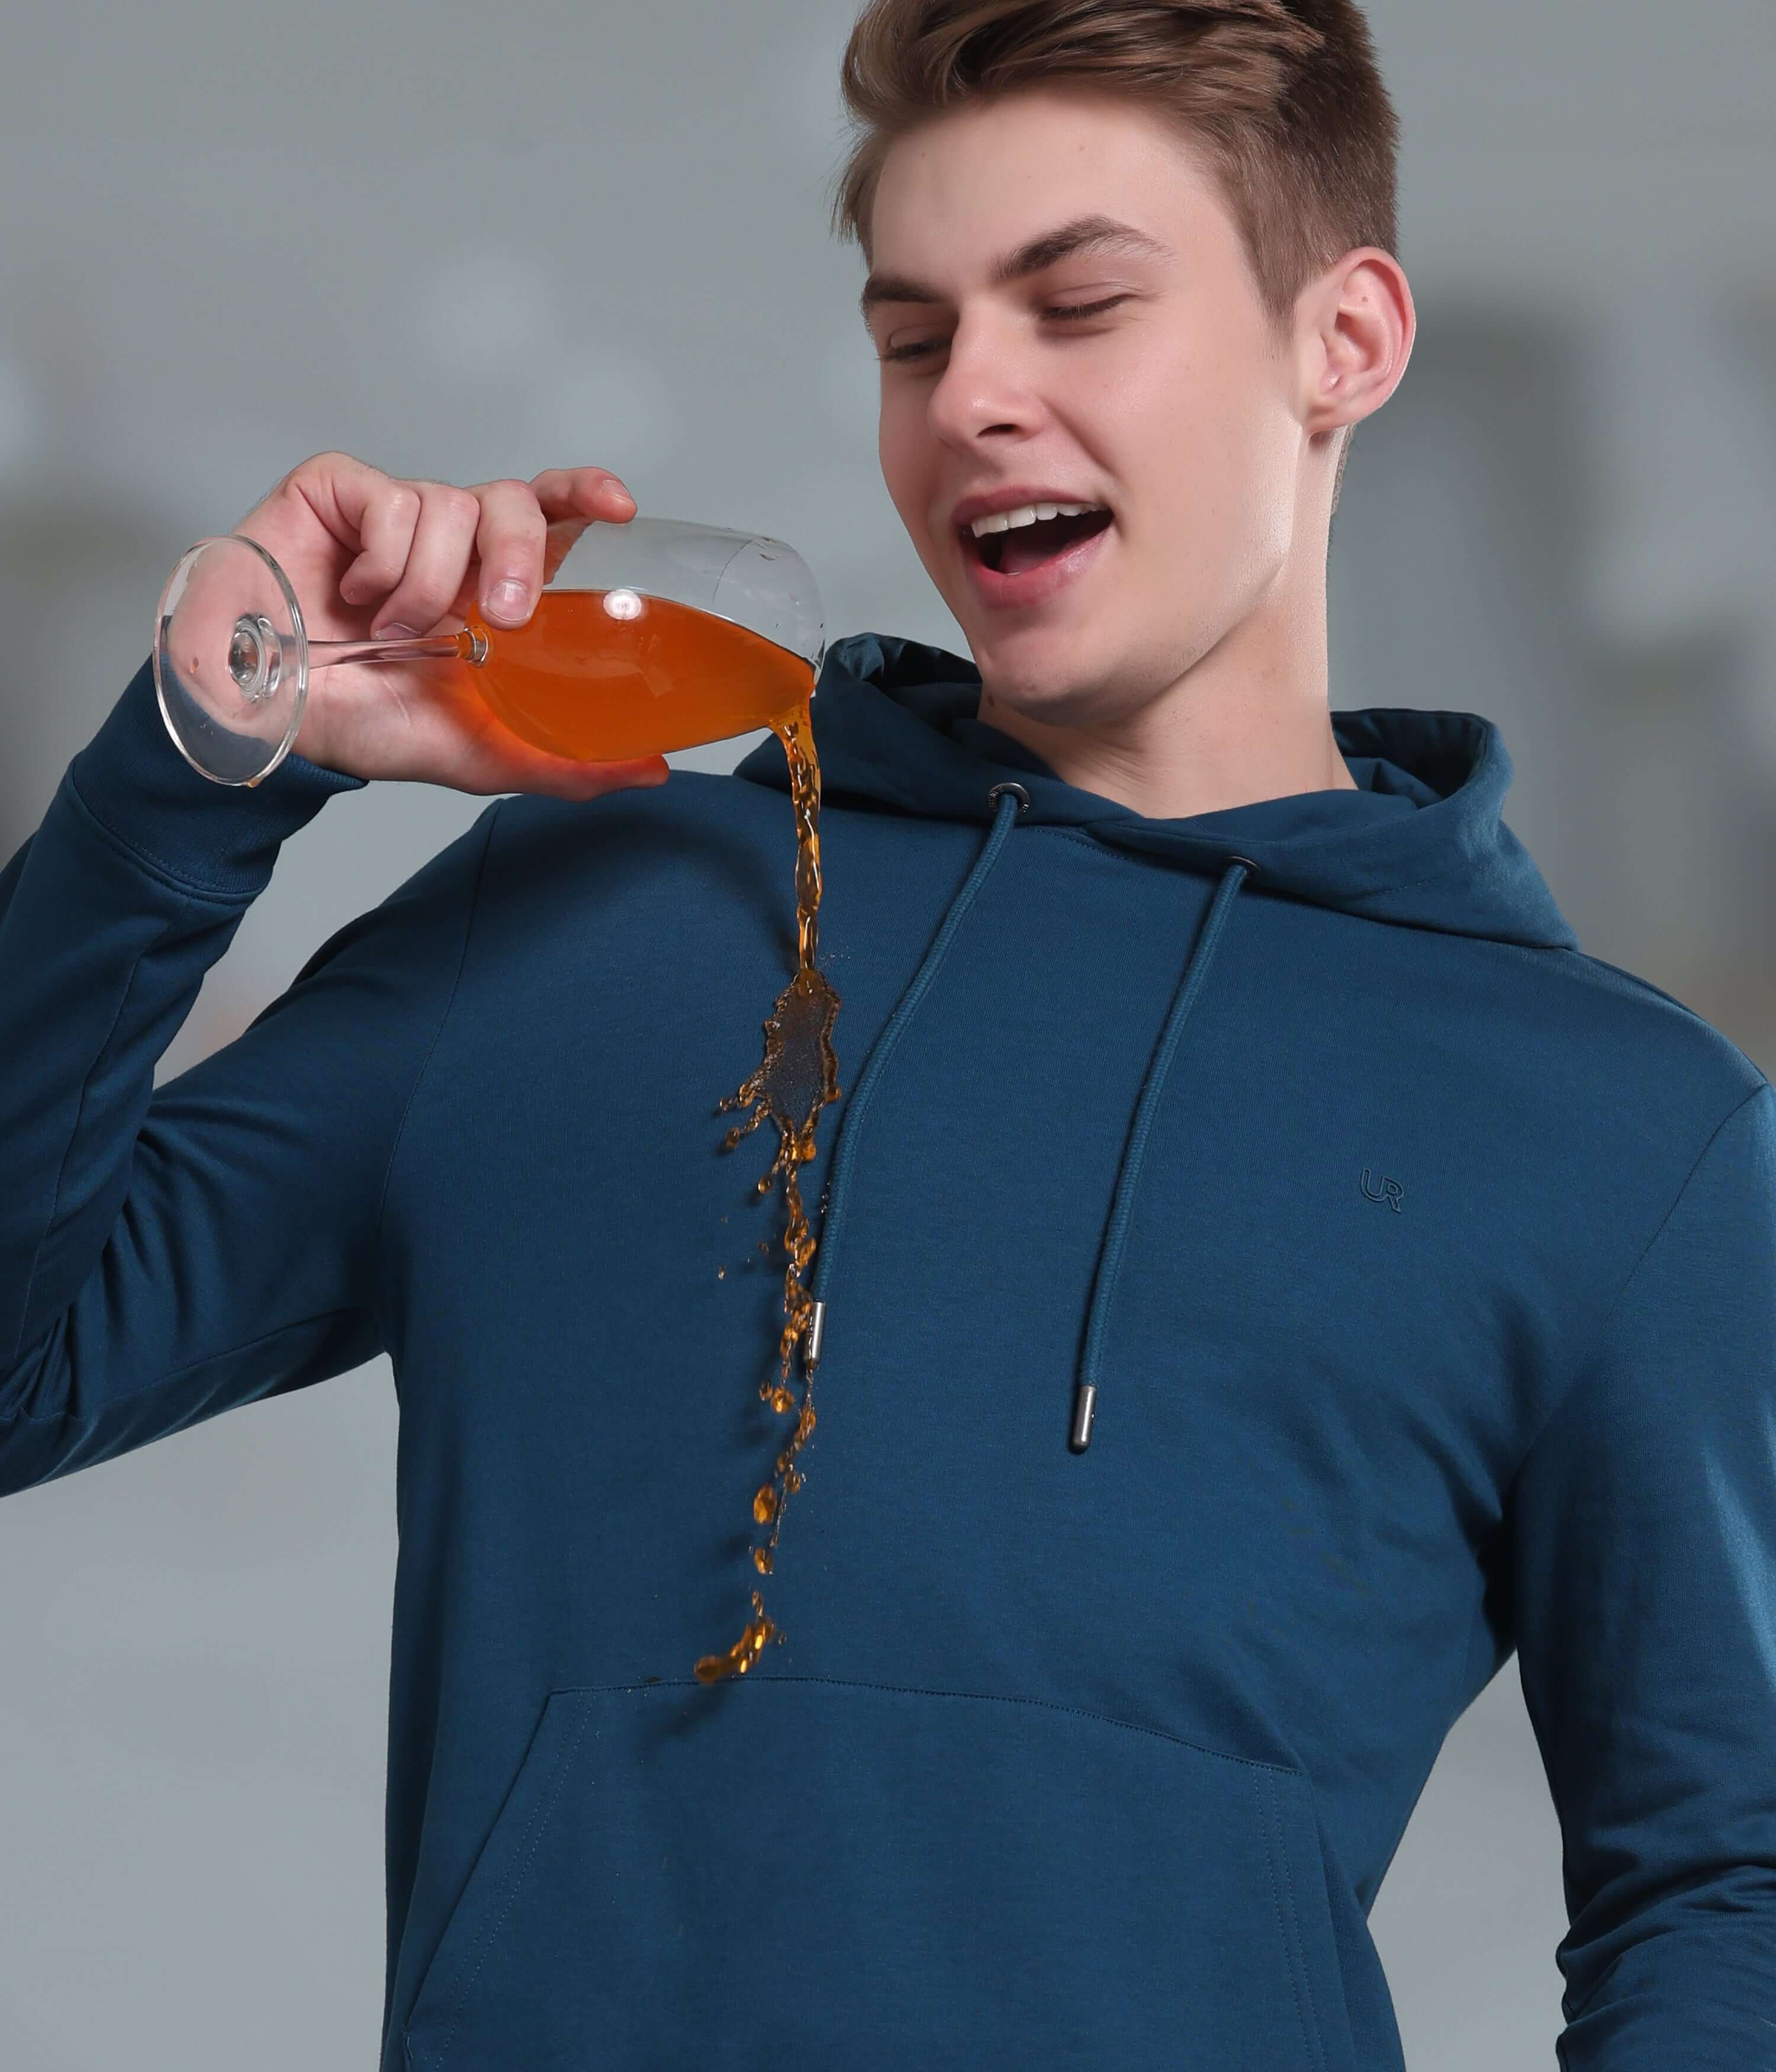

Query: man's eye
[[880, 295, 1131, 365], [1044, 295, 1131, 323]]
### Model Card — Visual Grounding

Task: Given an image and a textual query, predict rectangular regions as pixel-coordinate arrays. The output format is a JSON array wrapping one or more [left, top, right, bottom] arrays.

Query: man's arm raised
[[0, 451, 666, 1490]]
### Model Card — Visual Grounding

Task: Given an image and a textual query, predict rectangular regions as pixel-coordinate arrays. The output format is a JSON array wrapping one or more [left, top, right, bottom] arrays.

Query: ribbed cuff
[[66, 657, 366, 900]]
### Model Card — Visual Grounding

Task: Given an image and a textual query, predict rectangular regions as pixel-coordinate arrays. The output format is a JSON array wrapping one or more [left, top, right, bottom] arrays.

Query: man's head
[[833, 1, 1414, 737]]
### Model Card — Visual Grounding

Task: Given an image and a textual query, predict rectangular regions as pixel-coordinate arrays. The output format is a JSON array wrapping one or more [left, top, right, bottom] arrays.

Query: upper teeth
[[968, 501, 1102, 538]]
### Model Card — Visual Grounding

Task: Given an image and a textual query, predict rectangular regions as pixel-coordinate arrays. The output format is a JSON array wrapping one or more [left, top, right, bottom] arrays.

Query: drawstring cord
[[800, 783, 1255, 1463], [1070, 855, 1255, 1452], [802, 783, 1029, 1377]]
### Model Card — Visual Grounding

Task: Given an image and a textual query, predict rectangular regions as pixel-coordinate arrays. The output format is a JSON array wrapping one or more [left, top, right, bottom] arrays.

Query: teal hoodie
[[3, 635, 1774, 2068]]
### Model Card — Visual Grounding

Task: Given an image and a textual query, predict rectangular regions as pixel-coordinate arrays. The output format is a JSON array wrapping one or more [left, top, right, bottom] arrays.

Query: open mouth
[[964, 505, 1114, 577]]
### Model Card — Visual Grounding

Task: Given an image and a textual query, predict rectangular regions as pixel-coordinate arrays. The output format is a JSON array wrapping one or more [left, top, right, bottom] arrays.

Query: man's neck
[[976, 572, 1356, 822]]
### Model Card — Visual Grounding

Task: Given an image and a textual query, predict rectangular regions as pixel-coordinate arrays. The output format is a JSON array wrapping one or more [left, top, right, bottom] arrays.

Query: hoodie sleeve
[[1510, 1079, 1776, 2066], [0, 658, 494, 1494]]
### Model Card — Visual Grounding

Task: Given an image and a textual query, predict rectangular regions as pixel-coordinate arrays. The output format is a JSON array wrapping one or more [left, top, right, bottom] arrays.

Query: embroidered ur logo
[[1361, 1169, 1405, 1214]]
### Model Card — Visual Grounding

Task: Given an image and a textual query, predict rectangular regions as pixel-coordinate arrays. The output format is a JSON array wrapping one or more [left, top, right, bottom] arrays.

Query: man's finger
[[540, 516, 589, 587], [529, 466, 636, 522], [470, 479, 549, 627], [282, 451, 406, 553], [337, 483, 423, 608], [371, 482, 481, 637]]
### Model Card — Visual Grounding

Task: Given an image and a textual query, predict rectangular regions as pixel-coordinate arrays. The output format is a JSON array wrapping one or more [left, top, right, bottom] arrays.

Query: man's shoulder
[[1520, 940, 1769, 1143], [460, 768, 847, 957]]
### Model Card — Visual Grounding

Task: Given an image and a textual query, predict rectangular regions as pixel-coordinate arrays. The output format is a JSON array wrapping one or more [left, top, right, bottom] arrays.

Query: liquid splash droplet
[[694, 1590, 778, 1684]]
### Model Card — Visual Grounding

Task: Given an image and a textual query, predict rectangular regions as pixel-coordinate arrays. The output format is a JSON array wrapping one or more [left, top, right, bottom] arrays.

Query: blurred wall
[[1, 3, 1772, 2067]]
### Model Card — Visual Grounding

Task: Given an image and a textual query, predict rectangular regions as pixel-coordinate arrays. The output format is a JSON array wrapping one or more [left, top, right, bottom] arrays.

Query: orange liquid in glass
[[465, 587, 813, 761]]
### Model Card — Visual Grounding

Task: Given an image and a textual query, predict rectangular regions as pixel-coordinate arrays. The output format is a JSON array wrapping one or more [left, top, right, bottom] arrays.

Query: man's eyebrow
[[858, 214, 1172, 321]]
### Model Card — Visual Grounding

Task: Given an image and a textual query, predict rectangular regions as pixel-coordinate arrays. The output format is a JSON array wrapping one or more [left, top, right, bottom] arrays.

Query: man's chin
[[975, 659, 1117, 737]]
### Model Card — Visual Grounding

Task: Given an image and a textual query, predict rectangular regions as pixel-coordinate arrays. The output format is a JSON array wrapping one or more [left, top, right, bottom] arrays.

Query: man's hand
[[234, 452, 670, 798]]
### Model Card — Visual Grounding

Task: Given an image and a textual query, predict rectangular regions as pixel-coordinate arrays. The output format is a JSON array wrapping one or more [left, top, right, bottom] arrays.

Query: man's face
[[865, 88, 1315, 731]]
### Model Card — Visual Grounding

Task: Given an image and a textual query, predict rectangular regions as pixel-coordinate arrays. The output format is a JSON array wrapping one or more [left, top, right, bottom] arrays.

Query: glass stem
[[306, 626, 488, 671]]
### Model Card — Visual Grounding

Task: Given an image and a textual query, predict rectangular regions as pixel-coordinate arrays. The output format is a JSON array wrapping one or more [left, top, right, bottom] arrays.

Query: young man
[[3, 1, 1772, 2064]]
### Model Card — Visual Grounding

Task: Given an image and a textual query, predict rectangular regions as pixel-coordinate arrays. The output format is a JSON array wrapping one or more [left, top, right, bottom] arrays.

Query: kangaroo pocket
[[403, 1677, 1356, 2072]]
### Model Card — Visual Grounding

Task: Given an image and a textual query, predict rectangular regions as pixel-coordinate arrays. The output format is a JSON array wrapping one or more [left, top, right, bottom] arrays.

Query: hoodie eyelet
[[986, 783, 1031, 816]]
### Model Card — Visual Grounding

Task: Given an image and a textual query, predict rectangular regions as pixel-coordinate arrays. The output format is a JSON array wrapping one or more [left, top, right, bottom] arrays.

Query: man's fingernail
[[488, 579, 529, 620], [375, 622, 420, 639]]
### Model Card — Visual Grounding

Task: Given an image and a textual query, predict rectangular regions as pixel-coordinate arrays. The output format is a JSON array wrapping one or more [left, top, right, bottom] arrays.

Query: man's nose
[[925, 318, 1039, 446]]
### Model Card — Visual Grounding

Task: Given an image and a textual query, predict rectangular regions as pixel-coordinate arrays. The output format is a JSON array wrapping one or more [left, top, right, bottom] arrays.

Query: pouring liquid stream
[[697, 701, 841, 1682], [435, 590, 841, 1685]]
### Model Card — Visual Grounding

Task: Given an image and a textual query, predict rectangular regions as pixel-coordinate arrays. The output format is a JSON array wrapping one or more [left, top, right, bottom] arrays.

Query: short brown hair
[[830, 0, 1400, 332]]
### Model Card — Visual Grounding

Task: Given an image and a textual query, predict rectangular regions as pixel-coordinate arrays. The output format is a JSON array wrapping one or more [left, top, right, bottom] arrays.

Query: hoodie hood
[[735, 630, 1578, 953]]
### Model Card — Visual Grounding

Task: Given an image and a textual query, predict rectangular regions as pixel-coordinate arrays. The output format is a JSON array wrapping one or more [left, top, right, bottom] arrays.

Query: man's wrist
[[65, 656, 366, 901]]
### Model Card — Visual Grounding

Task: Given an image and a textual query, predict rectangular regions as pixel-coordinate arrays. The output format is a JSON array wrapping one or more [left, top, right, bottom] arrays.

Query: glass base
[[154, 536, 308, 786]]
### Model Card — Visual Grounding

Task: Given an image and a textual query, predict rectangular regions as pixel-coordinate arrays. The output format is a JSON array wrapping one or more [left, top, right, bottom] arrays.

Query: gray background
[[2, 1, 1773, 2064]]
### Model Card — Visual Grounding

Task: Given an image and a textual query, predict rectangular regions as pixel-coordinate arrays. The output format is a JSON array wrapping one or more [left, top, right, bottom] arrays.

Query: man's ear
[[1299, 247, 1416, 437]]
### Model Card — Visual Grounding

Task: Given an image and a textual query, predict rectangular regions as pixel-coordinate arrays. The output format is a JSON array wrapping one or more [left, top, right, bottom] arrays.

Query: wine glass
[[153, 516, 824, 786]]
